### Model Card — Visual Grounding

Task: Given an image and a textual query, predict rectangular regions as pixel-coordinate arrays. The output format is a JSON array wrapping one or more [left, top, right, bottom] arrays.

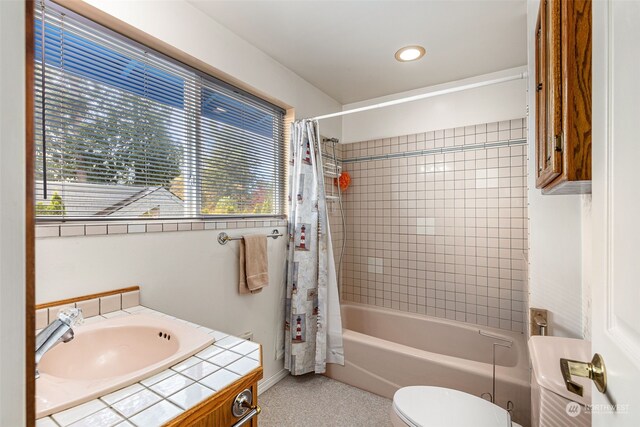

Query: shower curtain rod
[[310, 72, 528, 121]]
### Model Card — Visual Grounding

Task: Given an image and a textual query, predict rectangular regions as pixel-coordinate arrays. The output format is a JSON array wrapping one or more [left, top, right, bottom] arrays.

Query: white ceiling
[[187, 0, 527, 104]]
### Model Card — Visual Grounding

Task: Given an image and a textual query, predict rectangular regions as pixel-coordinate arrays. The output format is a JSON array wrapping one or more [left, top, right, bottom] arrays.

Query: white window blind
[[35, 2, 285, 221]]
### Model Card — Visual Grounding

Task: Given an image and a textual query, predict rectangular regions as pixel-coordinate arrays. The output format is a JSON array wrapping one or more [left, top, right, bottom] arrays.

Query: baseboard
[[258, 368, 289, 395]]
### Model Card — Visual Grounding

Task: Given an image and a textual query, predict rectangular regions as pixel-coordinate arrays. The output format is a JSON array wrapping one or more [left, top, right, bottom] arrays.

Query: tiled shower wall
[[332, 119, 528, 332]]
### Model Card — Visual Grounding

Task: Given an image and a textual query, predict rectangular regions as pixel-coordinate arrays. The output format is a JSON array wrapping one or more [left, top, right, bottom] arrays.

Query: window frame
[[35, 1, 288, 224]]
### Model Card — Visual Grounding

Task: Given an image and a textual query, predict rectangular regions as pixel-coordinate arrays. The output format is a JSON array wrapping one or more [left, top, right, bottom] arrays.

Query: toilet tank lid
[[528, 336, 592, 405], [393, 386, 510, 427]]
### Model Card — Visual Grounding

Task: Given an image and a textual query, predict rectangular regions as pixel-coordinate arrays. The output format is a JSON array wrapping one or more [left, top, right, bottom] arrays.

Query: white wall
[[525, 0, 585, 338], [0, 0, 27, 424], [37, 228, 288, 389], [340, 67, 528, 143], [35, 0, 345, 388]]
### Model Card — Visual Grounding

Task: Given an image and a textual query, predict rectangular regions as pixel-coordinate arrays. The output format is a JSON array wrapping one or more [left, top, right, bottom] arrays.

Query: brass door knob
[[560, 353, 607, 396]]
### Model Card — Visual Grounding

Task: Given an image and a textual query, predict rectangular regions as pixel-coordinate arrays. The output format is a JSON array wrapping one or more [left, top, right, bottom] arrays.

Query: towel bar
[[218, 229, 283, 245]]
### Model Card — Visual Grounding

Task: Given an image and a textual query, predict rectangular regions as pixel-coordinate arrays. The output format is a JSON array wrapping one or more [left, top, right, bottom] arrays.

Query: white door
[[591, 0, 640, 425]]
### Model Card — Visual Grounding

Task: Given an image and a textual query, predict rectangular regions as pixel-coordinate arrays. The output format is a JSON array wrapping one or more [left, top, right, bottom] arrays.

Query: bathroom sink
[[36, 314, 214, 418]]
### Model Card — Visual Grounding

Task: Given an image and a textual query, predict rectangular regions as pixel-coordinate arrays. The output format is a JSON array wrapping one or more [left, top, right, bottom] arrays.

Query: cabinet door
[[536, 0, 563, 187], [535, 8, 546, 186]]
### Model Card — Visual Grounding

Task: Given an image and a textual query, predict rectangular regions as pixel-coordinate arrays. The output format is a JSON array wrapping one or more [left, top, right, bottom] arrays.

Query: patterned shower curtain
[[285, 120, 344, 375]]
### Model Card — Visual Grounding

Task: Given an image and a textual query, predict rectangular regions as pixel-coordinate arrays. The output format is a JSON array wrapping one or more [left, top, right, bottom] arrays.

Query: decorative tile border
[[36, 218, 288, 239], [35, 288, 141, 330], [341, 138, 527, 164]]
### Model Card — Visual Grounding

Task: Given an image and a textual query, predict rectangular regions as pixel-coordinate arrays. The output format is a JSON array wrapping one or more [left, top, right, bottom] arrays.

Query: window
[[35, 2, 285, 221]]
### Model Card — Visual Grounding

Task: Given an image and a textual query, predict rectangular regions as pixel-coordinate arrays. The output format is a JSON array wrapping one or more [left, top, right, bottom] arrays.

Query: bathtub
[[325, 303, 531, 426]]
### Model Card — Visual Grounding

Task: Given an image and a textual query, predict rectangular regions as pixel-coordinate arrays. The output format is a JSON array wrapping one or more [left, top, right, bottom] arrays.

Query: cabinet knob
[[536, 83, 543, 92], [232, 389, 257, 418]]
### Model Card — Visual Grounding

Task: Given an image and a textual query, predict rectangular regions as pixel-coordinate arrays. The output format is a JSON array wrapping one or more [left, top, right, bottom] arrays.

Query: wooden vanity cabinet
[[535, 0, 592, 194], [163, 366, 263, 427]]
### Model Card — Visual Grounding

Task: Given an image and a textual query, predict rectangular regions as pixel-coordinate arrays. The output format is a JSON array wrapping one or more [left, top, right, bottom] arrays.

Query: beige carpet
[[258, 374, 392, 426]]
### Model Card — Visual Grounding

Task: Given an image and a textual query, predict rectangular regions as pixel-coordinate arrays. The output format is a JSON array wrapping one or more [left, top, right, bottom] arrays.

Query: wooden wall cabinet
[[535, 0, 592, 194]]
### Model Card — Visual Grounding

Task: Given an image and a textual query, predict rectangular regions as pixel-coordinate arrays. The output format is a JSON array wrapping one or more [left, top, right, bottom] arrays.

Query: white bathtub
[[325, 303, 531, 426]]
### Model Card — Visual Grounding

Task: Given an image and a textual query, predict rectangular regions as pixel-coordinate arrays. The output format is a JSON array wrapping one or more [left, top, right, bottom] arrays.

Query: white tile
[[208, 350, 242, 368], [36, 225, 60, 238], [100, 383, 144, 406], [196, 325, 214, 334], [75, 299, 100, 318], [81, 315, 106, 325], [177, 222, 191, 231], [167, 383, 215, 411], [146, 224, 163, 233], [149, 374, 193, 397], [121, 291, 140, 309], [129, 401, 182, 427], [36, 417, 58, 427], [102, 310, 129, 319], [208, 330, 229, 341], [123, 305, 146, 314], [85, 225, 108, 236], [35, 308, 49, 330], [225, 357, 260, 376], [107, 224, 128, 235], [127, 224, 146, 234], [171, 356, 201, 372], [60, 225, 85, 237], [162, 223, 178, 232], [112, 389, 161, 418], [52, 399, 106, 426], [100, 294, 121, 314], [140, 370, 175, 387], [199, 369, 240, 392], [182, 320, 201, 329], [180, 361, 219, 381], [114, 422, 135, 427], [247, 350, 260, 361], [69, 407, 123, 427], [229, 340, 260, 356], [195, 345, 224, 360]]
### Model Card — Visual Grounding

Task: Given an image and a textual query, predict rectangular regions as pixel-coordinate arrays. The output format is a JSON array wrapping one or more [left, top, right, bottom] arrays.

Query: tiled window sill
[[36, 218, 288, 238]]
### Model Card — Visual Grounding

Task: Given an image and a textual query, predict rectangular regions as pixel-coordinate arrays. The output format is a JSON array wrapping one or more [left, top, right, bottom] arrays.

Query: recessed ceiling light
[[395, 45, 426, 62]]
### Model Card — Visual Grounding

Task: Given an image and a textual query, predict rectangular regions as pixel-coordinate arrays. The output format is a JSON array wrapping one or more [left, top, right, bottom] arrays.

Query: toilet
[[391, 337, 593, 427], [390, 386, 523, 427]]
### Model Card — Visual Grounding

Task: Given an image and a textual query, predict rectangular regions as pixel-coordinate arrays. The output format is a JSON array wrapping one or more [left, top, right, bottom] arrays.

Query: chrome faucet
[[35, 307, 83, 379]]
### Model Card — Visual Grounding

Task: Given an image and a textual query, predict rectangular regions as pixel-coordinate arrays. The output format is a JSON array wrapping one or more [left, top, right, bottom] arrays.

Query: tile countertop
[[36, 305, 262, 427]]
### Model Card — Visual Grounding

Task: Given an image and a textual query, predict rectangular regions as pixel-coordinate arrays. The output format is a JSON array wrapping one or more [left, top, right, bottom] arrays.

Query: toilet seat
[[392, 386, 516, 427]]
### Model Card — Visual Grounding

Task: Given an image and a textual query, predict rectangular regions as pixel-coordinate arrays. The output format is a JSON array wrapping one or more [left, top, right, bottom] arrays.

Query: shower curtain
[[285, 120, 344, 375]]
